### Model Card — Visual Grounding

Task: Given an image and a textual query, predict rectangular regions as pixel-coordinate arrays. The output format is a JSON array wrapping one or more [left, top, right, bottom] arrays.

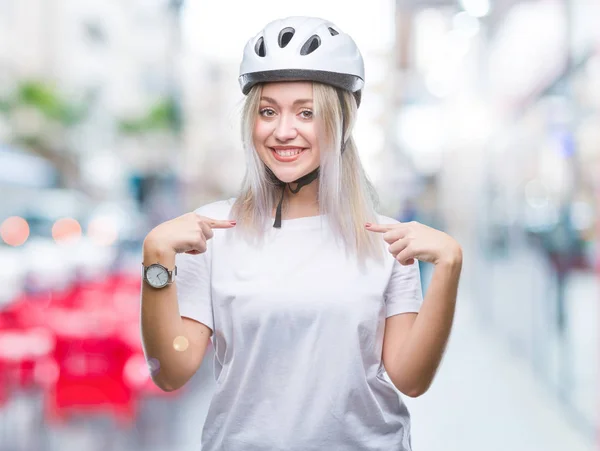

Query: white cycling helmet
[[239, 16, 365, 106]]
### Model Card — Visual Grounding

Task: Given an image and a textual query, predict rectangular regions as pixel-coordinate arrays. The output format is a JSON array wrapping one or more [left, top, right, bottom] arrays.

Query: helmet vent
[[278, 27, 295, 48], [300, 35, 321, 55], [255, 37, 266, 57], [328, 27, 339, 36]]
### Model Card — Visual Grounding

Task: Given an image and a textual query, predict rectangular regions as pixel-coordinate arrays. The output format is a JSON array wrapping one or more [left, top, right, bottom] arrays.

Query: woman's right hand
[[143, 212, 236, 256]]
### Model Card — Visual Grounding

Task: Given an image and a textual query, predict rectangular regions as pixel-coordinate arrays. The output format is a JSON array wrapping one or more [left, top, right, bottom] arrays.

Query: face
[[253, 81, 320, 184]]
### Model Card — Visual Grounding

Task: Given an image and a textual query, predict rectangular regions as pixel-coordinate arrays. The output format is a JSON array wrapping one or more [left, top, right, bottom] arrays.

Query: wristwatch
[[142, 262, 177, 289]]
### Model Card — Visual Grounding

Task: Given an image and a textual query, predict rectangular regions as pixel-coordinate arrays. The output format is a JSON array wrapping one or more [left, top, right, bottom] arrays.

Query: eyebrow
[[260, 96, 313, 106]]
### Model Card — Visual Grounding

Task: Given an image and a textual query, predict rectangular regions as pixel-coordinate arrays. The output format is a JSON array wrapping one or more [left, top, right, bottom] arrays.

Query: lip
[[270, 147, 307, 163]]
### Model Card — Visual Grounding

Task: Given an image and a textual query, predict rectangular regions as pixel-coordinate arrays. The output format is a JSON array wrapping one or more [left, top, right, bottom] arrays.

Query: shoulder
[[193, 197, 236, 219]]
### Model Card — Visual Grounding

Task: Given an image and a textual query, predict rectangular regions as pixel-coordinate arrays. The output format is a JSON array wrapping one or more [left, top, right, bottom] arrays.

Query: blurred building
[[179, 56, 245, 208], [0, 0, 184, 207]]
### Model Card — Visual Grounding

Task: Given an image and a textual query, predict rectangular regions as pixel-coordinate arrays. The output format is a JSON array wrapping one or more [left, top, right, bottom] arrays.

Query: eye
[[259, 108, 276, 117], [300, 109, 313, 119]]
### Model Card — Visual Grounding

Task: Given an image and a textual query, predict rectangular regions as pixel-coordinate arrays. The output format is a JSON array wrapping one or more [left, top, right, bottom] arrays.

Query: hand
[[144, 213, 236, 257], [366, 221, 462, 266]]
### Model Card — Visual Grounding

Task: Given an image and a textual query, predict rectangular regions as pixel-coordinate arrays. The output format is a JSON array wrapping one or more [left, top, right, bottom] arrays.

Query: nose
[[272, 114, 298, 142]]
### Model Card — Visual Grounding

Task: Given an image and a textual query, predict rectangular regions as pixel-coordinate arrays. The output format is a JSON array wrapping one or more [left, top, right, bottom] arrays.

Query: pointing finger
[[364, 223, 396, 233], [197, 215, 237, 229]]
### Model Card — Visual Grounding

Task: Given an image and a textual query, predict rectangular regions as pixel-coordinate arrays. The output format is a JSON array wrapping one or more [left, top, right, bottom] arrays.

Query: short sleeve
[[384, 259, 423, 318], [175, 206, 216, 331], [175, 244, 213, 331]]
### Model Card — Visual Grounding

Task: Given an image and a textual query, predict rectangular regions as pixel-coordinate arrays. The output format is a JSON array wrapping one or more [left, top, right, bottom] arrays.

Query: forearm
[[389, 255, 462, 396], [140, 244, 196, 391]]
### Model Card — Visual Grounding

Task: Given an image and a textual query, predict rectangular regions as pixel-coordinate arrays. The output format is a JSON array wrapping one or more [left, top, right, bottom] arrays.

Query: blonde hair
[[231, 82, 386, 266]]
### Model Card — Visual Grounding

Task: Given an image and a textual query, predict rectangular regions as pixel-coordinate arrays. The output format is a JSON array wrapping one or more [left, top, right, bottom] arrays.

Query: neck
[[278, 180, 320, 218]]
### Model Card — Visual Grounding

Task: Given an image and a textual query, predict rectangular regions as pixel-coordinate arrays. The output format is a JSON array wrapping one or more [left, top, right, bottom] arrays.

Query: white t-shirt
[[176, 198, 423, 451]]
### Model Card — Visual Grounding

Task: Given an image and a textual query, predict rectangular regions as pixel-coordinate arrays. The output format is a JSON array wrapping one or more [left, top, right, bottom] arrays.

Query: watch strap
[[167, 265, 177, 283]]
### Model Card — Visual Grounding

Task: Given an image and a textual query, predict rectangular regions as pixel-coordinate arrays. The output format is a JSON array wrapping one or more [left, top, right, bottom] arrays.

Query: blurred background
[[0, 0, 598, 450]]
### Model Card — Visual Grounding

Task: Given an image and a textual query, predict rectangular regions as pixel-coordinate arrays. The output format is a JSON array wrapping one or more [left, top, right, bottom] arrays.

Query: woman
[[141, 16, 462, 451]]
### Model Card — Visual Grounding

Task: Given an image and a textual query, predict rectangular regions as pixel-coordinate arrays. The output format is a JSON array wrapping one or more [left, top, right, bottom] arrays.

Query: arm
[[382, 255, 462, 397], [141, 242, 212, 392], [140, 212, 235, 391]]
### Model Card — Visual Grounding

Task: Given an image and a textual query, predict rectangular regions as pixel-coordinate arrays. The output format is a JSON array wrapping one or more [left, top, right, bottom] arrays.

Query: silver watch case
[[142, 263, 177, 289]]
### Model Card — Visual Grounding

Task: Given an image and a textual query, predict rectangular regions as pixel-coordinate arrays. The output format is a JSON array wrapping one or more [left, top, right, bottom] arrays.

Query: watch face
[[146, 264, 168, 288]]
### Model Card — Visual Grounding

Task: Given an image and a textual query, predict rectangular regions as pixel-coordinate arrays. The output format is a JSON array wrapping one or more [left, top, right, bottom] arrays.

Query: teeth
[[275, 149, 303, 157]]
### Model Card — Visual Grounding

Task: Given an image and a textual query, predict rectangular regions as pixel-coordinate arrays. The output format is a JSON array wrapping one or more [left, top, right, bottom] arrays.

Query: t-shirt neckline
[[269, 214, 328, 230]]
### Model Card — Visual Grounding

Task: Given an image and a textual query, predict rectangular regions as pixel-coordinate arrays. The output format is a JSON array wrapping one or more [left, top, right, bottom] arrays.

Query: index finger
[[197, 215, 236, 229], [365, 223, 397, 233]]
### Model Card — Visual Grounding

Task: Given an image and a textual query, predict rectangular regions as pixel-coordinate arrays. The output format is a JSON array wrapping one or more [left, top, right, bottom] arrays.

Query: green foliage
[[0, 80, 180, 138], [118, 97, 180, 134], [0, 80, 87, 126], [16, 135, 43, 149]]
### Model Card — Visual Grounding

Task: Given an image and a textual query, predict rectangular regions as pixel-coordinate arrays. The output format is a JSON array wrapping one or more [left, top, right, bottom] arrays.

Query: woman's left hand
[[366, 221, 462, 266]]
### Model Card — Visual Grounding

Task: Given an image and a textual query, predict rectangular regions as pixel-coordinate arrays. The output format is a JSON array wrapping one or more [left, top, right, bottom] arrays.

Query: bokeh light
[[33, 357, 60, 387], [124, 354, 152, 388], [147, 358, 161, 376], [52, 218, 82, 244], [87, 216, 119, 246], [173, 336, 189, 352], [0, 216, 30, 246]]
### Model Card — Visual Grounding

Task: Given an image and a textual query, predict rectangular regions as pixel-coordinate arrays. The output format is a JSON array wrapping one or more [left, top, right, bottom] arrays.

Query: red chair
[[43, 308, 138, 428], [0, 269, 172, 431]]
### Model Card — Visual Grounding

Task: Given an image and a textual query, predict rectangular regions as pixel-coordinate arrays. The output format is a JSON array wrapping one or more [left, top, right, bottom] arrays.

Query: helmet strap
[[271, 167, 320, 228], [336, 88, 348, 154]]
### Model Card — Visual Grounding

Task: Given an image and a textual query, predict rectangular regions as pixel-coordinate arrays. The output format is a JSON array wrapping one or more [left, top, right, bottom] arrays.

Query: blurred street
[[406, 293, 593, 451], [1, 0, 599, 449]]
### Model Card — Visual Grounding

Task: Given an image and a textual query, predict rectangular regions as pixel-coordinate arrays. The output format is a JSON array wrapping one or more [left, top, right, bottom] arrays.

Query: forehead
[[260, 81, 313, 103]]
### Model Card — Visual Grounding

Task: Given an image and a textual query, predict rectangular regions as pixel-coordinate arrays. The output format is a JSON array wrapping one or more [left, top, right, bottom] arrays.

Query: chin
[[269, 169, 303, 183]]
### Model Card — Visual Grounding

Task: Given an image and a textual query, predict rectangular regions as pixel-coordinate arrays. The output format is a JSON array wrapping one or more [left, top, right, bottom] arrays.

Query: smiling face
[[253, 81, 320, 184]]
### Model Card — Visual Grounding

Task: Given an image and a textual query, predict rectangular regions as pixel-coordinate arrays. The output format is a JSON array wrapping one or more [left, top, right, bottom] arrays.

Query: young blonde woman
[[141, 16, 462, 451]]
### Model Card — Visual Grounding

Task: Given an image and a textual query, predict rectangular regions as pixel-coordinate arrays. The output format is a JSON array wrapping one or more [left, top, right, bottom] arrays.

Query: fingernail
[[365, 223, 371, 228], [229, 220, 237, 225]]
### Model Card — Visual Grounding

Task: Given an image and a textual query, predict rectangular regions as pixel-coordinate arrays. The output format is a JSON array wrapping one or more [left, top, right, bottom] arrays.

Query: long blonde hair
[[231, 82, 386, 266]]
